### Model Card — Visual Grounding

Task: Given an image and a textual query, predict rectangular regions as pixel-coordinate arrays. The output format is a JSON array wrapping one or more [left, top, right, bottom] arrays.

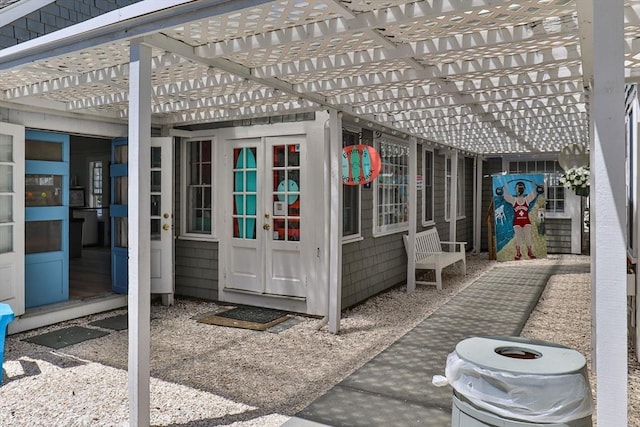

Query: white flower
[[560, 166, 590, 192]]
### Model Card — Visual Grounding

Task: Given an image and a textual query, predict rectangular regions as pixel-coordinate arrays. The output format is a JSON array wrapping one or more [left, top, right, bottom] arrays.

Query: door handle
[[263, 223, 271, 230], [163, 224, 170, 231]]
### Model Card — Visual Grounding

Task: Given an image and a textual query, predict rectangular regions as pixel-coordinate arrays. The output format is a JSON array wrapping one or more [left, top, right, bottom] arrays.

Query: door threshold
[[8, 294, 127, 335], [221, 288, 307, 314]]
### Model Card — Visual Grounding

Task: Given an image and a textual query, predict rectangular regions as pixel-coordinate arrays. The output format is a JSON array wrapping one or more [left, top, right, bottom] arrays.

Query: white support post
[[473, 155, 483, 253], [449, 151, 458, 242], [407, 137, 417, 293], [635, 97, 640, 362], [590, 0, 627, 424], [128, 39, 152, 427], [328, 109, 343, 334]]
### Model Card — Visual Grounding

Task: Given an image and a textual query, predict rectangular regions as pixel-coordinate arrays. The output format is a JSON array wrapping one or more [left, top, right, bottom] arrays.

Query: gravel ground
[[0, 253, 637, 426]]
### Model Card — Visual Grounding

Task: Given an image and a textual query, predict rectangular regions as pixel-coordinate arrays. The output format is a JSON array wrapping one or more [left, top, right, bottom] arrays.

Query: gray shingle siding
[[174, 240, 218, 301], [172, 139, 219, 301], [545, 218, 572, 253], [0, 0, 144, 48], [340, 148, 475, 310], [170, 133, 476, 310]]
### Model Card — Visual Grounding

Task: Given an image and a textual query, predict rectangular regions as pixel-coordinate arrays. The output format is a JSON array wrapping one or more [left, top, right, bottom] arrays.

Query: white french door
[[226, 137, 305, 298], [111, 137, 174, 296], [0, 123, 25, 316], [150, 137, 174, 296]]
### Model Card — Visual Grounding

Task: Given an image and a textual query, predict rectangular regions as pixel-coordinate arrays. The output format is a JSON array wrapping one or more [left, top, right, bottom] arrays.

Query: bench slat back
[[405, 229, 442, 262]]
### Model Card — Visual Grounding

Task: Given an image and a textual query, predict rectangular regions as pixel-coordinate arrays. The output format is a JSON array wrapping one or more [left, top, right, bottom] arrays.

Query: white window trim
[[180, 136, 217, 240], [421, 145, 435, 227], [503, 156, 567, 215], [342, 125, 363, 241], [445, 154, 466, 222], [87, 157, 105, 218], [372, 135, 410, 237]]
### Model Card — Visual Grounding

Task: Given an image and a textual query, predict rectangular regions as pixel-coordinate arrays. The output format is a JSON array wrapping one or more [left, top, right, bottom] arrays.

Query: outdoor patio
[[2, 254, 629, 426]]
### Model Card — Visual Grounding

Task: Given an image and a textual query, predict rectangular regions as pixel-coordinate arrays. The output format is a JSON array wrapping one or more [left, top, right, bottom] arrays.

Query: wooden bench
[[403, 228, 466, 290]]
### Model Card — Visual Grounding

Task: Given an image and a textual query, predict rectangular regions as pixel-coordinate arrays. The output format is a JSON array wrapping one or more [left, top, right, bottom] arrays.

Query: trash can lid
[[0, 303, 14, 317], [455, 336, 586, 375]]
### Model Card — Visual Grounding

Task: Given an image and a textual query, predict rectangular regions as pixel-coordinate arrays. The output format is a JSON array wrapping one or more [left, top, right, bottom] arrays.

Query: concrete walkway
[[284, 264, 590, 427]]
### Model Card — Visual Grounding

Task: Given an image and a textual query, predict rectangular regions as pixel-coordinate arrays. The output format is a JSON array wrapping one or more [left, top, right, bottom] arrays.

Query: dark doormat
[[89, 314, 128, 331], [197, 306, 289, 331], [22, 326, 109, 349]]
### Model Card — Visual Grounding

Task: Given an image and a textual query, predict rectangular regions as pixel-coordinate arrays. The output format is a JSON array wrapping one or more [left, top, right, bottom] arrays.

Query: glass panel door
[[150, 137, 174, 296], [110, 137, 174, 296], [24, 130, 69, 308], [0, 123, 25, 315], [110, 137, 128, 294], [264, 138, 304, 297], [227, 141, 262, 293]]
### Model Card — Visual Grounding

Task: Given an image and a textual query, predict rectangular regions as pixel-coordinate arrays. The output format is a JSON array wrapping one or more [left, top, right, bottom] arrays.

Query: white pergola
[[0, 0, 632, 425]]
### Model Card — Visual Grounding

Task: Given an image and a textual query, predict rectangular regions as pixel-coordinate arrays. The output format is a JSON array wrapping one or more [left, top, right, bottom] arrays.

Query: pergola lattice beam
[[351, 93, 585, 116], [143, 33, 330, 107], [3, 63, 129, 100], [255, 24, 577, 80], [292, 48, 582, 93], [329, 80, 585, 107], [66, 75, 270, 111], [411, 121, 587, 133], [126, 101, 322, 124], [394, 111, 587, 128], [195, 0, 513, 58]]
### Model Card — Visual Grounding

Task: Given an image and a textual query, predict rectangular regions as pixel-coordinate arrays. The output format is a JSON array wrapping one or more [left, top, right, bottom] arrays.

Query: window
[[445, 155, 465, 220], [374, 137, 409, 234], [89, 161, 103, 216], [422, 147, 434, 224], [184, 139, 213, 236], [342, 129, 360, 238], [508, 160, 565, 213]]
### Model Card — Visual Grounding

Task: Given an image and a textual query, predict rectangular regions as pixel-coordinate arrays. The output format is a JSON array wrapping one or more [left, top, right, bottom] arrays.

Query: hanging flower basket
[[559, 166, 590, 197], [574, 186, 589, 197]]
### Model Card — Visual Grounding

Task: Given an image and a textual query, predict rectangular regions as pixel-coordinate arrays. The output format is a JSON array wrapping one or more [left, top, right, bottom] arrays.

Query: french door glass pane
[[0, 195, 11, 222], [0, 134, 12, 162], [25, 140, 62, 161], [25, 220, 61, 253], [25, 174, 62, 206], [232, 147, 257, 240], [272, 144, 300, 242], [115, 217, 128, 248], [115, 176, 128, 204], [151, 195, 161, 216], [151, 171, 161, 192], [151, 219, 161, 241], [0, 165, 11, 192], [151, 146, 161, 168], [115, 145, 128, 163], [0, 225, 11, 253]]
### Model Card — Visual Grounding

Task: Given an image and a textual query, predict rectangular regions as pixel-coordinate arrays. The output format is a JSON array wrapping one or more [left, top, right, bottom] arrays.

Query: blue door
[[110, 137, 128, 294], [24, 130, 69, 308]]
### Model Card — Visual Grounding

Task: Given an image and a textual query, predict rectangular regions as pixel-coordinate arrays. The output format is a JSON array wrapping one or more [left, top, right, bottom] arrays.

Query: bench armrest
[[439, 241, 466, 252]]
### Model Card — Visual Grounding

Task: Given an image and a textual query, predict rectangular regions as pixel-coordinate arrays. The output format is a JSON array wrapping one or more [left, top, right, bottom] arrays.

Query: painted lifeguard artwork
[[342, 144, 382, 186], [492, 173, 547, 261]]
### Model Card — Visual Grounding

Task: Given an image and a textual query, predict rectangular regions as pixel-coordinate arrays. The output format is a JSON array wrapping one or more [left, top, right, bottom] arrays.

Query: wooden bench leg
[[436, 268, 443, 291], [461, 258, 466, 275]]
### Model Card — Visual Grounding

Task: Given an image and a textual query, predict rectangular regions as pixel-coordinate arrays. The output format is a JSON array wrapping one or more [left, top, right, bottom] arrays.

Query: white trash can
[[446, 336, 593, 427]]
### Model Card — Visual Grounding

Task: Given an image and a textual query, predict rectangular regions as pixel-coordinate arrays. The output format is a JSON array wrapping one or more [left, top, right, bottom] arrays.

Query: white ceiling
[[0, 0, 635, 155]]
